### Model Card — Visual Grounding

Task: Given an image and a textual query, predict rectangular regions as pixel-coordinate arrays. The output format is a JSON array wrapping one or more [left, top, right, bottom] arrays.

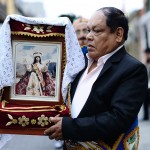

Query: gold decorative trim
[[85, 141, 100, 149], [67, 83, 71, 115], [2, 100, 7, 108], [0, 104, 66, 112], [11, 31, 65, 38], [3, 106, 54, 110], [65, 133, 125, 150], [63, 43, 66, 71], [113, 133, 124, 150], [1, 108, 58, 112], [123, 126, 139, 150], [37, 114, 49, 127], [6, 114, 52, 127]]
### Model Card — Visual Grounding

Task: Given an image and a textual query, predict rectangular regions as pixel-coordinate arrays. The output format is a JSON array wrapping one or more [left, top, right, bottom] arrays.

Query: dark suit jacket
[[62, 46, 148, 146]]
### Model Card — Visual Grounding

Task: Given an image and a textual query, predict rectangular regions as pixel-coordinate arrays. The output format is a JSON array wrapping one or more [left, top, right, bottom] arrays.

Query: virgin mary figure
[[15, 52, 55, 97]]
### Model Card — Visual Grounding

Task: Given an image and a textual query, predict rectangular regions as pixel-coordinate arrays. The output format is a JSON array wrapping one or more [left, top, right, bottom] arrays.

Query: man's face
[[74, 22, 88, 47], [87, 11, 123, 61]]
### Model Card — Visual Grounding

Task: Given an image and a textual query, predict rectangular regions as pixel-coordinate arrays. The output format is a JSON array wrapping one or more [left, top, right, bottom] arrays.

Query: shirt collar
[[87, 45, 124, 66]]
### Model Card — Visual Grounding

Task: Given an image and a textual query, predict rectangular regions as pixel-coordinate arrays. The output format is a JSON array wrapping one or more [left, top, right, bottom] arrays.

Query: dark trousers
[[143, 89, 150, 120]]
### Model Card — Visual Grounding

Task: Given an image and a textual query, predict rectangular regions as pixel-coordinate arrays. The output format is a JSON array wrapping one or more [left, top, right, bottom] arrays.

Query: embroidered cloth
[[0, 14, 85, 103], [65, 118, 139, 150]]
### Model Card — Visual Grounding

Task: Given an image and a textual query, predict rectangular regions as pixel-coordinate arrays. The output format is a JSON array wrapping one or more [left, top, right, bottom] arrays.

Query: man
[[73, 17, 88, 54], [44, 7, 148, 150], [73, 17, 88, 47]]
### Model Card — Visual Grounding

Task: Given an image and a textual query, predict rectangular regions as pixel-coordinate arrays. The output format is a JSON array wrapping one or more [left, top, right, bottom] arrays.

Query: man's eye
[[92, 29, 102, 36], [87, 29, 90, 32], [94, 30, 100, 33], [83, 29, 89, 34]]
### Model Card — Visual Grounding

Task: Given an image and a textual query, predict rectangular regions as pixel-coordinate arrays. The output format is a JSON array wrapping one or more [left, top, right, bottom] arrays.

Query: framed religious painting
[[0, 17, 70, 135], [11, 40, 61, 102]]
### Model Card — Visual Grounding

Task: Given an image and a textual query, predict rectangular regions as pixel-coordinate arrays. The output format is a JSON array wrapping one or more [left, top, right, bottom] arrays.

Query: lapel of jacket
[[71, 46, 127, 101], [97, 46, 126, 79]]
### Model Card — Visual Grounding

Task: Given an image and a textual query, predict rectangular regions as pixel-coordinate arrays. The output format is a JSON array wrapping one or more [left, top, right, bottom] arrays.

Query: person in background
[[143, 48, 150, 120], [73, 17, 89, 54], [44, 7, 148, 150]]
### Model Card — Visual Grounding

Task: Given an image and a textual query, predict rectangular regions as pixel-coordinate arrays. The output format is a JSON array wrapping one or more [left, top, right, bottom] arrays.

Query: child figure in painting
[[15, 52, 55, 97]]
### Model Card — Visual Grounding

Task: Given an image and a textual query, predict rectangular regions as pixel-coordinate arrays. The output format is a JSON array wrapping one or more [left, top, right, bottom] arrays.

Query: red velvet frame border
[[0, 19, 70, 135]]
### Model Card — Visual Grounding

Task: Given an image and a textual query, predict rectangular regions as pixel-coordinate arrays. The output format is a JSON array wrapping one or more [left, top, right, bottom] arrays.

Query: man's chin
[[88, 52, 95, 58]]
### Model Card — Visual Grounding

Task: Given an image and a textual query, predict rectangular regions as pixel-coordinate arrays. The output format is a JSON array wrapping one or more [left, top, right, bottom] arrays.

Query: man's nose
[[86, 31, 93, 40]]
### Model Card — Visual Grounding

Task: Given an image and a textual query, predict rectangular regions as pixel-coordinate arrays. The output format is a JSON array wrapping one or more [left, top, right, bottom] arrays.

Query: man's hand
[[44, 115, 63, 141]]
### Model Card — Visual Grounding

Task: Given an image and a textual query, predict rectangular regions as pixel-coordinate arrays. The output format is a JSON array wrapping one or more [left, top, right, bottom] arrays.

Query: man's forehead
[[87, 12, 106, 27], [74, 22, 88, 30], [73, 17, 88, 25]]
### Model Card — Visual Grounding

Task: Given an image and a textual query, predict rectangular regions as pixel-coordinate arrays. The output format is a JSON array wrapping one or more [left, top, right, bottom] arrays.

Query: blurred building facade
[[15, 0, 45, 17], [125, 10, 144, 61], [126, 0, 150, 63], [0, 0, 150, 63], [139, 0, 150, 63], [0, 0, 45, 27]]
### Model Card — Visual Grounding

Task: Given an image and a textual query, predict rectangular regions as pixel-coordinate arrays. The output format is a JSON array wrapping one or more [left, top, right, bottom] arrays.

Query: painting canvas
[[11, 40, 62, 102]]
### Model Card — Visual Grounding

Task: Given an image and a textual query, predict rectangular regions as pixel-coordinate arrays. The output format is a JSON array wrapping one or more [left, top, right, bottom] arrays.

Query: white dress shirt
[[71, 45, 123, 118]]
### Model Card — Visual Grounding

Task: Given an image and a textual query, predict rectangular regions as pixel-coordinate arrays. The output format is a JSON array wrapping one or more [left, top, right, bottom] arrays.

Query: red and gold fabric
[[0, 100, 69, 134], [10, 19, 65, 38]]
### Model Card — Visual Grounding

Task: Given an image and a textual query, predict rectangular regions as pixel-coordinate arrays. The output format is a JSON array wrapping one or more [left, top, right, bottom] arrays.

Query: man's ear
[[115, 27, 124, 42]]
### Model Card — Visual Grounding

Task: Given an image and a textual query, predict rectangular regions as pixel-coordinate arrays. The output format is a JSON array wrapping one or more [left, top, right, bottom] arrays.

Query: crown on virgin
[[33, 52, 42, 57]]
